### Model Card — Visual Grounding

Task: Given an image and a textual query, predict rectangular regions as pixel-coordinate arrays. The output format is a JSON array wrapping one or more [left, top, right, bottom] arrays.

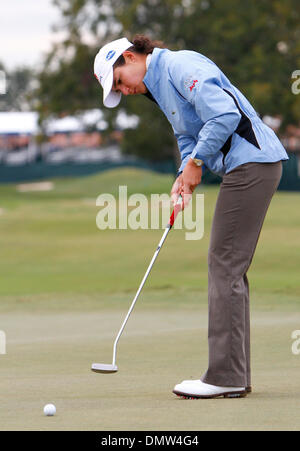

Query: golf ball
[[43, 404, 56, 416]]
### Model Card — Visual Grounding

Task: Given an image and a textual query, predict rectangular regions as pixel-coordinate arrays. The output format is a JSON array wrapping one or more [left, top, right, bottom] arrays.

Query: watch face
[[193, 158, 203, 166]]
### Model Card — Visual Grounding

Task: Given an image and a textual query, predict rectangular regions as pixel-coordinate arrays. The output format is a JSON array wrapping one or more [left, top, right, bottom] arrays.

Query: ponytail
[[130, 35, 165, 54], [113, 35, 165, 68]]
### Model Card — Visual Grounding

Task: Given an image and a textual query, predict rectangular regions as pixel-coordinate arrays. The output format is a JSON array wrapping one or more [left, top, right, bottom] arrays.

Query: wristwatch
[[192, 158, 204, 167]]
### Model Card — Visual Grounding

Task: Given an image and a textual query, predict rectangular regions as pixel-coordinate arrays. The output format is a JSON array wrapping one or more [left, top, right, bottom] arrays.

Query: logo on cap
[[106, 50, 116, 61]]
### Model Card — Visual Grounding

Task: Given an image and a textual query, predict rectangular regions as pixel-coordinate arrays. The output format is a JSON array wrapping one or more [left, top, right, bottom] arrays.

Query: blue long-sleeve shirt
[[143, 48, 288, 176]]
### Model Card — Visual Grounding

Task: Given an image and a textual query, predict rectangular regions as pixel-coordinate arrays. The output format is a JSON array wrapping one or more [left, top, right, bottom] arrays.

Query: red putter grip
[[169, 200, 182, 227]]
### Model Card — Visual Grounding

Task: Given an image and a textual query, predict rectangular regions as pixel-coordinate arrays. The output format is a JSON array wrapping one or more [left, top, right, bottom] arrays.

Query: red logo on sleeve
[[184, 77, 199, 92], [189, 80, 198, 91]]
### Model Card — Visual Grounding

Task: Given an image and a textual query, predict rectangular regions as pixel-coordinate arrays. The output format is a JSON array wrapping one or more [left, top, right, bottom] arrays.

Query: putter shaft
[[111, 199, 182, 366], [112, 226, 170, 365]]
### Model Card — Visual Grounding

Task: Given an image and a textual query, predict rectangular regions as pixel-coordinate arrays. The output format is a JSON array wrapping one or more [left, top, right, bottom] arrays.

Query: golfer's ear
[[123, 51, 135, 63]]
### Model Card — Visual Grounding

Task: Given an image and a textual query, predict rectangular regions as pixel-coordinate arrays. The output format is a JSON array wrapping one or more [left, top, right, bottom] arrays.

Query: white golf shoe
[[173, 380, 247, 399], [179, 379, 252, 394]]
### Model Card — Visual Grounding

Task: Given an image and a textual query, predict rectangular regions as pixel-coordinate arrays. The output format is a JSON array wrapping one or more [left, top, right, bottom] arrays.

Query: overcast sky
[[0, 0, 64, 69]]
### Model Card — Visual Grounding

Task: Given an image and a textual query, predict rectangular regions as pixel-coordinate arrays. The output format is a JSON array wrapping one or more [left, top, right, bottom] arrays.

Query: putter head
[[91, 363, 118, 374]]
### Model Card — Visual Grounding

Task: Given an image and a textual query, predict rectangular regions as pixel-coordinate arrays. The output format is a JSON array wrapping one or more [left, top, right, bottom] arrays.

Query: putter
[[91, 196, 183, 374]]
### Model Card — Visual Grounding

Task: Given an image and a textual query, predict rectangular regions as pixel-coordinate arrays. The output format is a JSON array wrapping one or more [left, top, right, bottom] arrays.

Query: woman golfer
[[94, 35, 288, 398]]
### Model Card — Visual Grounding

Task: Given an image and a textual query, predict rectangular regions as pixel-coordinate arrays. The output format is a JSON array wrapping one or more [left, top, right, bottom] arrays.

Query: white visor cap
[[94, 37, 133, 108]]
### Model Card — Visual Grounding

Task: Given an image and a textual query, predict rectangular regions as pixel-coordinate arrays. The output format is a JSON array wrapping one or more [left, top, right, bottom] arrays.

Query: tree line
[[2, 0, 300, 166]]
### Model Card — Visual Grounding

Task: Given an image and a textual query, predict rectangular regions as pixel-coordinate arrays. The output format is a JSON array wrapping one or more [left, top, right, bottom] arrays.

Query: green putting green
[[0, 168, 299, 430]]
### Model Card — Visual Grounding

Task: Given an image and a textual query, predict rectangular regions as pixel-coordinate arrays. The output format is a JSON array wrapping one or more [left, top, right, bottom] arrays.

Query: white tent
[[0, 109, 138, 135], [44, 109, 107, 134], [44, 109, 138, 134], [0, 112, 38, 134]]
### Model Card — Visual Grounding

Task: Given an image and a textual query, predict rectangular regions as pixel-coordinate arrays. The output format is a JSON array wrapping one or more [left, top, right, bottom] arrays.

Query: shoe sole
[[173, 389, 247, 399]]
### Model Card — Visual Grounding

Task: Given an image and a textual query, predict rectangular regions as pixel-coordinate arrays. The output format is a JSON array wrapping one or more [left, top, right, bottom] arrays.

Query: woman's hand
[[171, 158, 202, 209], [171, 174, 183, 207]]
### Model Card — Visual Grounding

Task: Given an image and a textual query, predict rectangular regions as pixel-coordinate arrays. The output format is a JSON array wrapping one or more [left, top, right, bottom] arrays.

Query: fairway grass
[[0, 168, 299, 431]]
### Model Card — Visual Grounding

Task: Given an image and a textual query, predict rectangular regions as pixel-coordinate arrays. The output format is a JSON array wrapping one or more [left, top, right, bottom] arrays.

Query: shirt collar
[[146, 53, 152, 70]]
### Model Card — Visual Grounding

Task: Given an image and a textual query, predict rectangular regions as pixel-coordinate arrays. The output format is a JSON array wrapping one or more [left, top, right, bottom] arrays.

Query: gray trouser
[[201, 161, 282, 387]]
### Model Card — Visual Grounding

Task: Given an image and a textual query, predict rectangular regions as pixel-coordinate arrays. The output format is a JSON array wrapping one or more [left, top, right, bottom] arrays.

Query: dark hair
[[113, 35, 165, 69]]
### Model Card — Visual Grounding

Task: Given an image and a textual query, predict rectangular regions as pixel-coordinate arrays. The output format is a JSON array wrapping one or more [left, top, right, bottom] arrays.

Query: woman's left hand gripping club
[[171, 158, 202, 209]]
